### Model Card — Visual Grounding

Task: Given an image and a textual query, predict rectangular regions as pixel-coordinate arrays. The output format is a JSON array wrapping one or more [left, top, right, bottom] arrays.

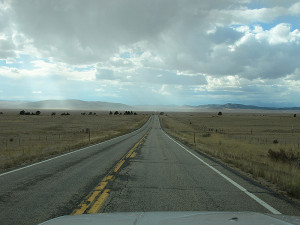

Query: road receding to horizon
[[0, 116, 299, 225]]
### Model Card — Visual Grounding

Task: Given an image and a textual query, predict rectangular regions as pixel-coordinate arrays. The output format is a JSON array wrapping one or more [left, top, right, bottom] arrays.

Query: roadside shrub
[[202, 133, 211, 137], [268, 148, 300, 163], [268, 149, 287, 161]]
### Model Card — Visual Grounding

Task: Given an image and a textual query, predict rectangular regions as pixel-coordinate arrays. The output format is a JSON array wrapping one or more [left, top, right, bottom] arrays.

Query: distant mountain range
[[0, 100, 299, 112], [194, 103, 300, 111], [0, 99, 131, 111]]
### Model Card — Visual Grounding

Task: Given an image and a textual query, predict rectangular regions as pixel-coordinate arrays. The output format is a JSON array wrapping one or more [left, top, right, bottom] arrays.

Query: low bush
[[202, 133, 211, 137], [268, 148, 300, 163]]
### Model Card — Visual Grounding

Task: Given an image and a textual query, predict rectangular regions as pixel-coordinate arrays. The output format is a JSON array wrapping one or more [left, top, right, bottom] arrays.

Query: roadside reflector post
[[194, 132, 195, 144], [89, 128, 91, 142]]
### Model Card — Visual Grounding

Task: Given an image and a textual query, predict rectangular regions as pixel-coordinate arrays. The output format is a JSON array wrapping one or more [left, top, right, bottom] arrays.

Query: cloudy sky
[[0, 0, 300, 106]]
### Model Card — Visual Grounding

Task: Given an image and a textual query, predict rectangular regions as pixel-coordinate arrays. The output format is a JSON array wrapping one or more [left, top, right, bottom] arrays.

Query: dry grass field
[[160, 112, 300, 199], [0, 110, 149, 172]]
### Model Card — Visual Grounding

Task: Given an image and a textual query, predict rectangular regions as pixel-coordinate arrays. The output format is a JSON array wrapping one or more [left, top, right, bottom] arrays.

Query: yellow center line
[[72, 203, 89, 215], [71, 130, 150, 215], [105, 175, 114, 181], [113, 160, 125, 173], [87, 190, 101, 202], [87, 189, 110, 214], [95, 181, 108, 191], [125, 148, 135, 158]]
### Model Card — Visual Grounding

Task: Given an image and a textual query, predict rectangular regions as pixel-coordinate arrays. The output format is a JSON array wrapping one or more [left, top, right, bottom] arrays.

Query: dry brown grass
[[160, 112, 300, 198], [0, 110, 149, 172]]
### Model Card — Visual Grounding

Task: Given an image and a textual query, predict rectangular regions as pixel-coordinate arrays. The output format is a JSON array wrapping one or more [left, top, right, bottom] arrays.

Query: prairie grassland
[[0, 111, 149, 172], [160, 112, 300, 198]]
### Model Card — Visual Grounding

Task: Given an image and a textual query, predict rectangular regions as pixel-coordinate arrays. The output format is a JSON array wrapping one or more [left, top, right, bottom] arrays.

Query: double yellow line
[[72, 131, 149, 215]]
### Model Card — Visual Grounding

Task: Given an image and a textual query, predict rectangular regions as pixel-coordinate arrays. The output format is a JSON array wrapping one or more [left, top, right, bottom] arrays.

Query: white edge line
[[0, 116, 152, 177], [162, 130, 281, 215]]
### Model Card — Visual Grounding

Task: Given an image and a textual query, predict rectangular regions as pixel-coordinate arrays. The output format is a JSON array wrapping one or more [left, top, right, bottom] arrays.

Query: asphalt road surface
[[1, 115, 300, 225]]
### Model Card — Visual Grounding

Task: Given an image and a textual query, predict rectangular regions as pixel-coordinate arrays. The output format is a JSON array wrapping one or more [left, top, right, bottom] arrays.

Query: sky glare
[[1, 0, 300, 106]]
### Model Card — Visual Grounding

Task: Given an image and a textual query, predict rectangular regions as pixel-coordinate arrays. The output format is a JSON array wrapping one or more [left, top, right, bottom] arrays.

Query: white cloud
[[0, 59, 97, 81], [152, 84, 170, 96], [32, 90, 42, 94], [2, 0, 299, 81], [174, 85, 183, 90], [0, 0, 300, 105], [252, 23, 300, 45]]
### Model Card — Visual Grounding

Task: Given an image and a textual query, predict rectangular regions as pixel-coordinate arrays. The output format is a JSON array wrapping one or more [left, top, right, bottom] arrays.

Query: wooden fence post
[[193, 132, 195, 144]]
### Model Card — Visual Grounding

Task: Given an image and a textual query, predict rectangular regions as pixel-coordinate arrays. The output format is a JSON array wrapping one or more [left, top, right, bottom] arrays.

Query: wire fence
[[164, 128, 300, 150]]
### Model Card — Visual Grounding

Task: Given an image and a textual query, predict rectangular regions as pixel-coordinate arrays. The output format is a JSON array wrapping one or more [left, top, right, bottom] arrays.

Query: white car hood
[[39, 211, 300, 225]]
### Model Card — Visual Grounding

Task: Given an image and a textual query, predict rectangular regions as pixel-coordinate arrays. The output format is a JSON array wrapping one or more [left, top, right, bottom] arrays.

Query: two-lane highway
[[1, 115, 300, 225], [99, 116, 300, 215], [0, 116, 152, 225]]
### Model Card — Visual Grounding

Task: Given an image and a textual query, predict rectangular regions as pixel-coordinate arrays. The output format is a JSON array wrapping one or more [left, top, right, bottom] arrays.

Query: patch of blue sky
[[230, 1, 300, 30], [0, 54, 49, 70], [243, 1, 266, 10], [72, 65, 95, 72], [120, 51, 131, 59], [134, 51, 144, 57], [231, 14, 299, 32], [0, 76, 31, 100], [257, 16, 300, 31], [0, 59, 27, 69]]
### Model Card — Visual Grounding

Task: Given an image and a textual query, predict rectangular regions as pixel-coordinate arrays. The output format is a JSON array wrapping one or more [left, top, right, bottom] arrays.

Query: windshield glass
[[0, 1, 300, 225]]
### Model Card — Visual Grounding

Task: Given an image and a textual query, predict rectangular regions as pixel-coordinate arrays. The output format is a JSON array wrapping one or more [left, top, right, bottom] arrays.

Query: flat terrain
[[0, 110, 149, 171], [1, 115, 300, 225], [160, 112, 300, 198], [0, 116, 152, 225]]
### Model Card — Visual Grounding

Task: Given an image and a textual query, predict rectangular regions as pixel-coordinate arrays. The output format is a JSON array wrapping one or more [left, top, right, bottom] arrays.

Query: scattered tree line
[[60, 112, 70, 116], [81, 112, 97, 115], [109, 110, 137, 115], [19, 111, 72, 116], [19, 110, 41, 115], [51, 112, 70, 116]]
